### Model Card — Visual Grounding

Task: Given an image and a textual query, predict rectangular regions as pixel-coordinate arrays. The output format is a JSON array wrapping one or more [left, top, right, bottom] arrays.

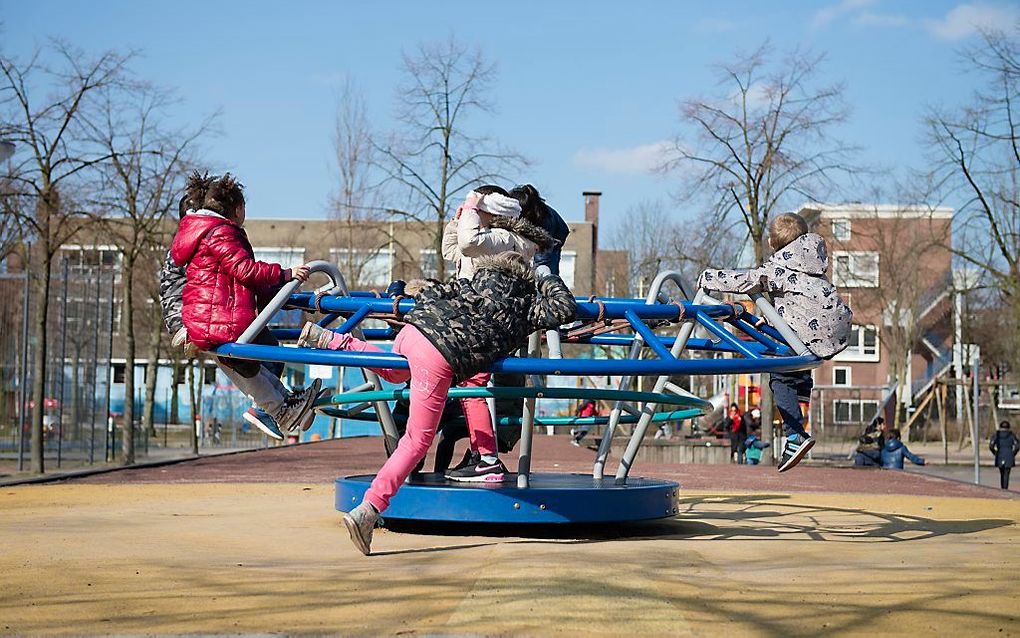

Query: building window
[[833, 251, 879, 288], [419, 249, 455, 280], [831, 219, 851, 241], [833, 366, 851, 386], [834, 325, 880, 362], [204, 364, 217, 385], [331, 248, 393, 289], [832, 399, 880, 424], [253, 247, 306, 268], [112, 363, 126, 384]]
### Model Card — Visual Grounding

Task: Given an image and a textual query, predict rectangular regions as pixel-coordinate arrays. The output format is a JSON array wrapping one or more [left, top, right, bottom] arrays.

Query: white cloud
[[924, 3, 1019, 41], [573, 141, 674, 175], [853, 11, 909, 28], [811, 0, 877, 29]]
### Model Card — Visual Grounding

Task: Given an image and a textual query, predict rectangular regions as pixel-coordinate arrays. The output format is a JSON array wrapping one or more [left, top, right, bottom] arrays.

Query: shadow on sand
[[376, 493, 1011, 554]]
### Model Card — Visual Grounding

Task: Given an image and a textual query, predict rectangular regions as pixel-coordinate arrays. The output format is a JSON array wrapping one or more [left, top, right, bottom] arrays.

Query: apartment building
[[797, 203, 955, 434]]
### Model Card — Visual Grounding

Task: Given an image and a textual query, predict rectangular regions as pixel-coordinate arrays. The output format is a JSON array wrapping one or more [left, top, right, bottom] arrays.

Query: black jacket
[[990, 430, 1020, 468], [404, 253, 577, 382]]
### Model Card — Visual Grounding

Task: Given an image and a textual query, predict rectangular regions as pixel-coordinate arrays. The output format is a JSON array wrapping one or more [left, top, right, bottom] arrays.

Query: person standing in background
[[990, 421, 1019, 490]]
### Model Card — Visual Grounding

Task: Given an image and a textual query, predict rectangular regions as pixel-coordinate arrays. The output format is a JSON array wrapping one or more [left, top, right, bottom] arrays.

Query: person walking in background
[[726, 403, 747, 464], [881, 429, 925, 469], [571, 398, 599, 446], [744, 427, 771, 465], [989, 421, 1019, 490]]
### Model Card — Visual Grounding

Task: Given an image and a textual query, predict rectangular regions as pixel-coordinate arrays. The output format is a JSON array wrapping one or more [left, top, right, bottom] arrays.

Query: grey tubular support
[[614, 314, 698, 483], [236, 260, 344, 344], [517, 330, 542, 488], [593, 271, 694, 480]]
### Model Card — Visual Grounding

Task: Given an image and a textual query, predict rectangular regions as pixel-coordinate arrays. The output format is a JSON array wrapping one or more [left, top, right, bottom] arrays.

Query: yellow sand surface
[[1, 484, 1018, 636]]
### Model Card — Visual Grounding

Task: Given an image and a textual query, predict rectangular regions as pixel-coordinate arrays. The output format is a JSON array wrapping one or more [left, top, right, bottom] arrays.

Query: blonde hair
[[768, 213, 809, 250]]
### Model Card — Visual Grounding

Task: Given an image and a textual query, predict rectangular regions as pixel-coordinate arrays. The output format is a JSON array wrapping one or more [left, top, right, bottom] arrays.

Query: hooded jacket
[[881, 438, 925, 469], [990, 429, 1020, 468], [697, 233, 853, 358], [169, 210, 286, 350], [442, 210, 560, 280], [403, 253, 577, 382]]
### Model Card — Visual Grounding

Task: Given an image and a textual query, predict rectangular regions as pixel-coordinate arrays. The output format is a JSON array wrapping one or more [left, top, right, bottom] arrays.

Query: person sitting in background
[[989, 420, 1019, 490], [881, 428, 925, 469], [854, 417, 887, 466], [744, 427, 771, 465]]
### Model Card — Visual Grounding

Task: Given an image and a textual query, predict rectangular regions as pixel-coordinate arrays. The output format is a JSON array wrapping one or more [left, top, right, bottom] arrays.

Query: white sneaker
[[342, 502, 379, 556]]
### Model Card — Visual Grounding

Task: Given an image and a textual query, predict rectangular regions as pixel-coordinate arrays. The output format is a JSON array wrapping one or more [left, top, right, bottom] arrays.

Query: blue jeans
[[770, 370, 812, 439]]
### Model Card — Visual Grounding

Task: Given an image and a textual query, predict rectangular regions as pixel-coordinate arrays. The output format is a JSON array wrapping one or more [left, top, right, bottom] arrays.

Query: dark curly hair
[[509, 184, 549, 227], [202, 173, 245, 221], [179, 171, 215, 219]]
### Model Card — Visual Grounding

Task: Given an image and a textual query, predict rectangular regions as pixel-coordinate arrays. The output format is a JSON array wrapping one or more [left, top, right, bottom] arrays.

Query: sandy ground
[[2, 480, 1019, 636]]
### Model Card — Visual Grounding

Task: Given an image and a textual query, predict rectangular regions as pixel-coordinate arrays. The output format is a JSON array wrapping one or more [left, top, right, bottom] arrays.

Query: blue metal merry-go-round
[[214, 261, 820, 526]]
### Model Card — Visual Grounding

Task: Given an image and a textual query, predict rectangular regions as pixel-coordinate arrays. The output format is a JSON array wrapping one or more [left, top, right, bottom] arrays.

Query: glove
[[386, 280, 407, 297]]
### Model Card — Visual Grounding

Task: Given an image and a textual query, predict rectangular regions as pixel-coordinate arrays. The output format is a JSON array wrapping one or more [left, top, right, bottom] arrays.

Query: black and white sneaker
[[778, 434, 815, 473], [446, 457, 508, 483], [447, 449, 481, 475]]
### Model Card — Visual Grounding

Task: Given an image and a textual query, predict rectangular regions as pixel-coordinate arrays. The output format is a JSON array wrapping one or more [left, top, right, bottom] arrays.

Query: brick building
[[797, 203, 955, 435]]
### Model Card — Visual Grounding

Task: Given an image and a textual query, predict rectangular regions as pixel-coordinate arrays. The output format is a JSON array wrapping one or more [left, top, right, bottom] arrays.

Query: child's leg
[[218, 359, 287, 417], [458, 372, 498, 458], [324, 329, 411, 385], [770, 371, 812, 439], [363, 327, 454, 513]]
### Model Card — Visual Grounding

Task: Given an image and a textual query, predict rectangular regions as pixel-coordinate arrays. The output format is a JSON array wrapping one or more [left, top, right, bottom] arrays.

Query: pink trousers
[[327, 326, 496, 513]]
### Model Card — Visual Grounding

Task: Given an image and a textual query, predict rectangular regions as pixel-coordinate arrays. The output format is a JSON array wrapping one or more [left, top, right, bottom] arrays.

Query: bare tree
[[664, 42, 857, 266], [1, 42, 130, 473], [328, 80, 393, 288], [373, 39, 526, 280], [82, 82, 211, 465], [926, 27, 1020, 377]]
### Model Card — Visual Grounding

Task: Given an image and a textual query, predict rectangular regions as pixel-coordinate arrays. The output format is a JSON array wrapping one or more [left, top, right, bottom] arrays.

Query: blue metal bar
[[317, 312, 342, 327], [335, 305, 372, 334], [624, 310, 675, 360], [284, 292, 737, 322], [213, 342, 819, 375], [694, 311, 762, 360], [732, 317, 786, 354]]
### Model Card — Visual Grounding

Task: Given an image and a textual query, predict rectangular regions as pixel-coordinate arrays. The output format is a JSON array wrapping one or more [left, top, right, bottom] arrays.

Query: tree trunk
[[30, 248, 52, 474], [142, 314, 160, 440], [121, 254, 135, 465]]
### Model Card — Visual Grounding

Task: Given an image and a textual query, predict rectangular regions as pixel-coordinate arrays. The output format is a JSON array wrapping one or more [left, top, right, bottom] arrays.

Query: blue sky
[[2, 0, 1016, 232]]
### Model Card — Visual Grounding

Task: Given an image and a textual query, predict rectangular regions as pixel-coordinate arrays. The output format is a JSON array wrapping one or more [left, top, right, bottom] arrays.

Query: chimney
[[583, 191, 601, 295]]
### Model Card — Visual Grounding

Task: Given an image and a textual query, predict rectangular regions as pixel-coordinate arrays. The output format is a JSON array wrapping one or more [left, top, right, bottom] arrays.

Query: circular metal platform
[[335, 473, 680, 524]]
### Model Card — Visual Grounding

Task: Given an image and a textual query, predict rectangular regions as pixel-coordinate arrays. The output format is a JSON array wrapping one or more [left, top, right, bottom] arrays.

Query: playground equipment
[[215, 261, 820, 525]]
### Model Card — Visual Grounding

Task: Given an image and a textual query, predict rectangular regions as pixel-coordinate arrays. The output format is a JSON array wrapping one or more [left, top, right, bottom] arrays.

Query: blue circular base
[[335, 473, 680, 524]]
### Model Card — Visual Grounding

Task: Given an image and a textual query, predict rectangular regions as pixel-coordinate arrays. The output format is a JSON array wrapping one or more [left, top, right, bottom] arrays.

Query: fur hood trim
[[473, 252, 535, 283], [489, 215, 559, 251]]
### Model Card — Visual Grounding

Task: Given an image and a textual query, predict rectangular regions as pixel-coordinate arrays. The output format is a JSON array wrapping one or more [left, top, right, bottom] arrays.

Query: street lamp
[[0, 141, 14, 163]]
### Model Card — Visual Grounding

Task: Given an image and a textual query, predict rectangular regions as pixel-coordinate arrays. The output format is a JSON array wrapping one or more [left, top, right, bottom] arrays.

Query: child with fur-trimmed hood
[[442, 185, 560, 280], [296, 251, 576, 555]]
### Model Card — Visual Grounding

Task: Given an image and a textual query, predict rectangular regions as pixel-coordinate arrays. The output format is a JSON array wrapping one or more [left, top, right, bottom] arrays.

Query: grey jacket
[[158, 250, 186, 335], [697, 233, 853, 358]]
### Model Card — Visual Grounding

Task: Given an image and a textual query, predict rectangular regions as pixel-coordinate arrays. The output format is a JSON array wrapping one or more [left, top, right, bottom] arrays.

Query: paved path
[[2, 436, 1018, 636]]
